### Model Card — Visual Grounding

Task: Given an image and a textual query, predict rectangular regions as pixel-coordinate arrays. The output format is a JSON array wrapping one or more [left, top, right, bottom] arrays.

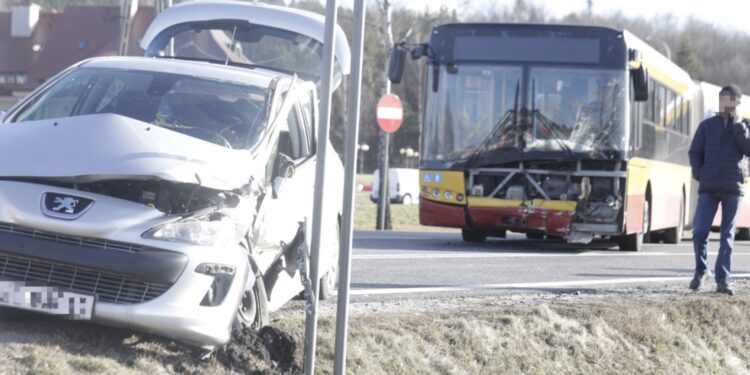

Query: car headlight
[[143, 210, 245, 246]]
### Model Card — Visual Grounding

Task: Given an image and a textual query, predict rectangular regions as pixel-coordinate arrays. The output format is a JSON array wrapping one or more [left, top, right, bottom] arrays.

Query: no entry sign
[[376, 94, 403, 133]]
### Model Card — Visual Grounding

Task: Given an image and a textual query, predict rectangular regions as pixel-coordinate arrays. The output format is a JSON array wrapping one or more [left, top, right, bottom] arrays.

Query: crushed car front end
[[0, 179, 253, 348], [0, 58, 281, 349]]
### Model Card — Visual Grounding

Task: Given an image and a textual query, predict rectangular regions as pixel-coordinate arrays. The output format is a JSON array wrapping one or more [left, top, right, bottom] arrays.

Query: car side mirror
[[388, 47, 407, 84], [272, 154, 295, 199]]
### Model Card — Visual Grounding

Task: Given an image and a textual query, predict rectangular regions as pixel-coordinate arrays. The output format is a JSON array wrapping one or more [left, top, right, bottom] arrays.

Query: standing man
[[689, 85, 750, 296]]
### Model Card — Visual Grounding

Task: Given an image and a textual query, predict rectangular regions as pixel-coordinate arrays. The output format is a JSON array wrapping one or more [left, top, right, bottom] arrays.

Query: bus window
[[665, 90, 675, 129], [645, 78, 654, 123], [677, 96, 684, 133], [656, 84, 666, 126]]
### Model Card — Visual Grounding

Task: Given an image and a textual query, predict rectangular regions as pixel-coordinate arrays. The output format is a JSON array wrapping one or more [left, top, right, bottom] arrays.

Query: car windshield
[[422, 64, 627, 162], [12, 67, 270, 149]]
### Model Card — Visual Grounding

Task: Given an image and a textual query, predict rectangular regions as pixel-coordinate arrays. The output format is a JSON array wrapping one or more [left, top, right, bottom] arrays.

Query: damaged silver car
[[0, 1, 349, 350]]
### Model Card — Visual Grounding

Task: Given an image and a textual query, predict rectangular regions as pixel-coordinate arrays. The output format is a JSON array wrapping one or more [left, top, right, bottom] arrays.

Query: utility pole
[[587, 0, 593, 18], [376, 0, 393, 230]]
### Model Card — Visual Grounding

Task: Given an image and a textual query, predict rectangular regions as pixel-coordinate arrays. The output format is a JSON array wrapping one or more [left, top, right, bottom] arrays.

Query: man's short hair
[[720, 84, 743, 98]]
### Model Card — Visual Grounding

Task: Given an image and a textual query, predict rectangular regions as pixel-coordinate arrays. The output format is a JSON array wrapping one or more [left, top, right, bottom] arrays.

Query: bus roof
[[433, 22, 622, 36]]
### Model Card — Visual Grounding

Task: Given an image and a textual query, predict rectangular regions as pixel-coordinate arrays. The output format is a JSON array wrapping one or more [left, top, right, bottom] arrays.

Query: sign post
[[376, 94, 403, 230], [303, 0, 338, 373], [333, 1, 366, 373]]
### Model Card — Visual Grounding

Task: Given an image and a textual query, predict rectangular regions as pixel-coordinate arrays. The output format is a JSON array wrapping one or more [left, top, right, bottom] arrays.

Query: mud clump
[[215, 326, 301, 374]]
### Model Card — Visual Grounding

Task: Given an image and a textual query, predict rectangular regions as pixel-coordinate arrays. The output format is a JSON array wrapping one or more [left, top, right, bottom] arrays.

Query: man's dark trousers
[[692, 192, 740, 282]]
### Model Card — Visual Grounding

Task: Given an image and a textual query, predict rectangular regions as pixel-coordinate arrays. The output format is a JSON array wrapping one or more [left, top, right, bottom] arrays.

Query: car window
[[14, 70, 95, 121], [12, 67, 270, 149], [283, 105, 310, 160], [299, 91, 315, 153]]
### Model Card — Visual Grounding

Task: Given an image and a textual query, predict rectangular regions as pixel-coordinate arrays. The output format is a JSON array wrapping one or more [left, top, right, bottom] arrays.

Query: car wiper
[[464, 79, 520, 167]]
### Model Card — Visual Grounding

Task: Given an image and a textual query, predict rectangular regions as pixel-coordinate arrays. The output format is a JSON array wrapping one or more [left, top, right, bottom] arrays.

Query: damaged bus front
[[390, 24, 668, 250]]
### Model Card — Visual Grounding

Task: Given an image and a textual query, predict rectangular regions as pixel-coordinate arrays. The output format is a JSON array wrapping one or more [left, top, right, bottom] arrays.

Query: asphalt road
[[348, 231, 750, 297]]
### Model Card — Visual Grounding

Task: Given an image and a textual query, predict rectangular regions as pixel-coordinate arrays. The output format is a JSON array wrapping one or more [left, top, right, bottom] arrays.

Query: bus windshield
[[422, 64, 627, 163]]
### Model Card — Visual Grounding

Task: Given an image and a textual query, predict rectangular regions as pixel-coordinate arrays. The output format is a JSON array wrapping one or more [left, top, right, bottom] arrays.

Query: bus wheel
[[619, 199, 648, 251], [618, 232, 643, 251], [736, 228, 750, 241], [489, 229, 507, 238], [663, 197, 684, 244], [462, 229, 487, 243], [526, 232, 545, 240]]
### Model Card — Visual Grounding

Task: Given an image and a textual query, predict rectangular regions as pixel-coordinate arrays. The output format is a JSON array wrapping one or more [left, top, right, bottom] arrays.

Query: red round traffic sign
[[376, 94, 403, 133]]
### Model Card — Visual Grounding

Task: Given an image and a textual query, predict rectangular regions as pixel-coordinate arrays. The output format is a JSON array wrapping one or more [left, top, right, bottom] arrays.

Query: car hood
[[0, 114, 256, 191]]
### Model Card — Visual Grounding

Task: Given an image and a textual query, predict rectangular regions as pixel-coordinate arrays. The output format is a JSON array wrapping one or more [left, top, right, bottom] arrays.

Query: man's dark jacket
[[689, 115, 750, 196]]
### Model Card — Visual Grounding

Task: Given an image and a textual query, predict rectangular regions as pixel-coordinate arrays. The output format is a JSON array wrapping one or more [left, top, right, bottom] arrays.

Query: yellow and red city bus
[[390, 23, 749, 250]]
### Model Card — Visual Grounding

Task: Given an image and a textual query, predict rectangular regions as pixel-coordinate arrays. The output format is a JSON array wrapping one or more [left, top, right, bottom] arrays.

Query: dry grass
[[4, 289, 750, 374], [304, 293, 750, 374]]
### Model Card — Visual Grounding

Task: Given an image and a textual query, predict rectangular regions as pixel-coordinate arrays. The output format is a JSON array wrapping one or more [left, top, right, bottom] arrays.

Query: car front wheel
[[234, 266, 269, 330]]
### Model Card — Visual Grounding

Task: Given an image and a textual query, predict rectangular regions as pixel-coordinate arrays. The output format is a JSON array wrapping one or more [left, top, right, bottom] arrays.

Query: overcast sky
[[330, 0, 750, 35]]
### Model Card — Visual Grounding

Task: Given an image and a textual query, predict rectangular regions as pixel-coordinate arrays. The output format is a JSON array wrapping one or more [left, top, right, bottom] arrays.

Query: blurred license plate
[[0, 281, 94, 320]]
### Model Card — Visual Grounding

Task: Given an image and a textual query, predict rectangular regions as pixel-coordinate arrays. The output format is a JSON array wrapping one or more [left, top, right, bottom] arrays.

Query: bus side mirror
[[388, 47, 407, 84], [631, 66, 648, 102]]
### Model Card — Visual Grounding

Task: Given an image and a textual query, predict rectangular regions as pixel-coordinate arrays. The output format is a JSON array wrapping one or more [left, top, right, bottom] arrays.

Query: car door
[[252, 87, 317, 309]]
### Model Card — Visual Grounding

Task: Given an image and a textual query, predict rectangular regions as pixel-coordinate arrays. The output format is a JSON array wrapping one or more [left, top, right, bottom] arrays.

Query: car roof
[[80, 56, 290, 89]]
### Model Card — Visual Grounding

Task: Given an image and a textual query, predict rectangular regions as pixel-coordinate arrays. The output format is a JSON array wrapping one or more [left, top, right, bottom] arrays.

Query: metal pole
[[333, 1, 365, 373], [378, 133, 389, 229], [303, 0, 338, 374], [376, 0, 393, 231]]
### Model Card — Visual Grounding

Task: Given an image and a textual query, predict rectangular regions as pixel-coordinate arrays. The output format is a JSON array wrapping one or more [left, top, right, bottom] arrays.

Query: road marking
[[352, 252, 750, 260], [351, 273, 750, 296]]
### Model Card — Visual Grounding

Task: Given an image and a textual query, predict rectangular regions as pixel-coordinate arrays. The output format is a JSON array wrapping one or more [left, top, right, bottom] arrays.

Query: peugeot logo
[[41, 192, 95, 220]]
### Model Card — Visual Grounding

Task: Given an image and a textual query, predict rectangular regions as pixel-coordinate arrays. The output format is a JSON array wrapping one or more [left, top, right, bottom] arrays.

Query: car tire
[[319, 269, 337, 300], [401, 194, 413, 205], [234, 265, 270, 330], [736, 228, 750, 241], [462, 228, 487, 243], [320, 220, 340, 300]]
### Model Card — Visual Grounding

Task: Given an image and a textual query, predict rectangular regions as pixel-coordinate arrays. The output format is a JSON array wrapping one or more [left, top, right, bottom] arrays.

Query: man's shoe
[[689, 273, 707, 291], [717, 282, 735, 296]]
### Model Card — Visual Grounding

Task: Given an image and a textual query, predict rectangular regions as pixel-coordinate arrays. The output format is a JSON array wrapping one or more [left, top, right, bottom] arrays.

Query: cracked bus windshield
[[422, 65, 627, 162]]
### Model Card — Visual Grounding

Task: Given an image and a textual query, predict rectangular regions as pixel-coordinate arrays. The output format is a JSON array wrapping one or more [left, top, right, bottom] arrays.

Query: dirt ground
[[2, 280, 750, 374]]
